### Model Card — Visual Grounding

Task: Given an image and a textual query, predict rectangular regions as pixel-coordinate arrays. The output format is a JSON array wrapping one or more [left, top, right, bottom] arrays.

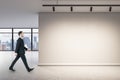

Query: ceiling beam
[[43, 4, 120, 7]]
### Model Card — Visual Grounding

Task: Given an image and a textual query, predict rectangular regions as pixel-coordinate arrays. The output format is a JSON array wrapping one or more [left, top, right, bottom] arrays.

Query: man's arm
[[15, 39, 21, 53]]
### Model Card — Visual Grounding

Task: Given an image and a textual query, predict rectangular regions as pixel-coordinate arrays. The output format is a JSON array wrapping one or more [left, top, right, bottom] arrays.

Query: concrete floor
[[0, 51, 120, 80]]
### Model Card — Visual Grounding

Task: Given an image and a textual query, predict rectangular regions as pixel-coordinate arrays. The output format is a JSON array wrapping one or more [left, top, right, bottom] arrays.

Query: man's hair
[[18, 31, 23, 36]]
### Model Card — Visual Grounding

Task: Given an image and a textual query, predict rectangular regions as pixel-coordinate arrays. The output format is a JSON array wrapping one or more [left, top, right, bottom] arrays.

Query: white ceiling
[[0, 0, 120, 13]]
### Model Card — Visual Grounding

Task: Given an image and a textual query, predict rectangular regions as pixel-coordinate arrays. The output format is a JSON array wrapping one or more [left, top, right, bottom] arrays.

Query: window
[[13, 29, 31, 50], [32, 29, 39, 50], [0, 29, 12, 50], [0, 28, 38, 51]]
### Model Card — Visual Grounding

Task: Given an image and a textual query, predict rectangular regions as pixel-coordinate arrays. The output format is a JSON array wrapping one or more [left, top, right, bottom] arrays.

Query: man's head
[[18, 31, 24, 37]]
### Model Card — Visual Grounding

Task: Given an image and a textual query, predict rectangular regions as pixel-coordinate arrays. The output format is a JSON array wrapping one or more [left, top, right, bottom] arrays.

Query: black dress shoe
[[28, 68, 34, 72], [9, 68, 16, 72]]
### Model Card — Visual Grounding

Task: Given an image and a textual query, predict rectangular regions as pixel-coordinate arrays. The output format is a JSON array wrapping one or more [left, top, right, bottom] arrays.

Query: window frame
[[0, 28, 38, 51]]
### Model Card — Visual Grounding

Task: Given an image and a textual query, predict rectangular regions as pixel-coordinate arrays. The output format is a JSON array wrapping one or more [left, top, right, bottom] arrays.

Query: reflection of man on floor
[[9, 31, 34, 72]]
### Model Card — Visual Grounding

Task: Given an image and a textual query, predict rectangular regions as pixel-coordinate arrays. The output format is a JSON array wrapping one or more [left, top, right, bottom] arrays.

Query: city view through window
[[0, 28, 38, 51]]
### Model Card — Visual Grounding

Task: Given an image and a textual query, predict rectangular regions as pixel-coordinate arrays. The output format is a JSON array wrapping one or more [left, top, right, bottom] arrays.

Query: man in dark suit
[[9, 31, 34, 72]]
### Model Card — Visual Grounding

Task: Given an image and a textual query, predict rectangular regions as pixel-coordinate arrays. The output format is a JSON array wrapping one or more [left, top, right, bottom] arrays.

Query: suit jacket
[[15, 38, 28, 54]]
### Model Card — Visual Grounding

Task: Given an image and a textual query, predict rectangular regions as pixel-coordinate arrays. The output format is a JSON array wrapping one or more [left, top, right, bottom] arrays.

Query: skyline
[[0, 35, 38, 50]]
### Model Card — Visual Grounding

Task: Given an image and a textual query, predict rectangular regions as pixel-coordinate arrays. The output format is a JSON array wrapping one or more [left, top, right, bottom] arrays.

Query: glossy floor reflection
[[0, 51, 120, 80]]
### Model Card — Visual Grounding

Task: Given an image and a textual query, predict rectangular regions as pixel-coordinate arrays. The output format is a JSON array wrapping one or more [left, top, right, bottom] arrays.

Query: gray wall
[[0, 13, 38, 28], [39, 12, 120, 65]]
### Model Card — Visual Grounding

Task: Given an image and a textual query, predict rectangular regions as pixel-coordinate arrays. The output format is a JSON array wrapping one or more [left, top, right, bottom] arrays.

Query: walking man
[[9, 31, 34, 72]]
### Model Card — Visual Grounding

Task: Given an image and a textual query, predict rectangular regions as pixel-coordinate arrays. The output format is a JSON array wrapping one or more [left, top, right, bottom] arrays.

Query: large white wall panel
[[39, 13, 120, 65]]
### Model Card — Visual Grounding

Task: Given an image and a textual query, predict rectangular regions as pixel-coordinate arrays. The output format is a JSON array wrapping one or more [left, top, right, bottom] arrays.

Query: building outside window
[[32, 29, 39, 50], [0, 28, 38, 51], [0, 29, 12, 50]]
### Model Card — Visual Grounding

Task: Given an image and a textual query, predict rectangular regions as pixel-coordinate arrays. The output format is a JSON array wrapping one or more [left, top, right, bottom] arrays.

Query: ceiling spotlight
[[90, 6, 93, 12], [52, 6, 55, 12], [109, 6, 112, 12]]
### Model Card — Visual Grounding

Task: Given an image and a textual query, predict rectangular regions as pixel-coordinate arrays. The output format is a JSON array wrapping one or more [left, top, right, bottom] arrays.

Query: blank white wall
[[39, 12, 120, 65]]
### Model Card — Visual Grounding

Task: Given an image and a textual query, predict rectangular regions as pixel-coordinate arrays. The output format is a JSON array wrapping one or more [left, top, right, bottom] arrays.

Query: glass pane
[[33, 29, 38, 33], [33, 33, 38, 50], [14, 34, 31, 50], [0, 34, 12, 50], [0, 29, 12, 32], [14, 29, 31, 33]]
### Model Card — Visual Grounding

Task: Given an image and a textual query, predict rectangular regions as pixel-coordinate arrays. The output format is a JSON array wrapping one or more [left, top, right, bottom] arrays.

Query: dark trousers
[[9, 54, 30, 71]]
